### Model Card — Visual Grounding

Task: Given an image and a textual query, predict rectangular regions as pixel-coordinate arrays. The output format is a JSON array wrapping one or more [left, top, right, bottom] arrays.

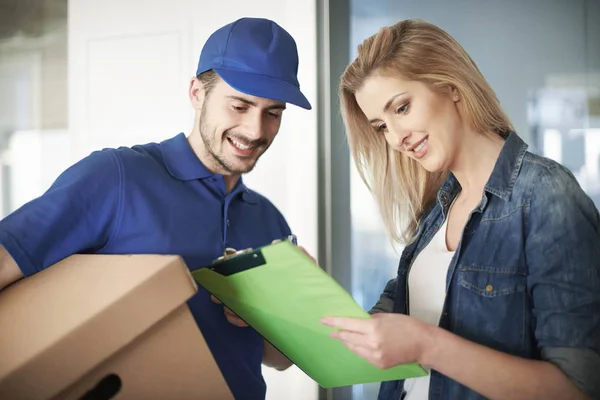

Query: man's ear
[[189, 77, 206, 110]]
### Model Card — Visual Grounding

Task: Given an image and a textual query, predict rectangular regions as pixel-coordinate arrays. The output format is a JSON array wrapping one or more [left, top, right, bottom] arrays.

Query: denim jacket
[[375, 132, 600, 400]]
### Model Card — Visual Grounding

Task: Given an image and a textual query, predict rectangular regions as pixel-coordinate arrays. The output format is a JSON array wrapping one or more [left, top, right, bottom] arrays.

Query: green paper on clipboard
[[191, 240, 428, 388]]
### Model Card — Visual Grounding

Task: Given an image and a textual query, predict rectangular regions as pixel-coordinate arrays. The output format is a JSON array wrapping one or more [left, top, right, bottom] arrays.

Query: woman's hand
[[323, 313, 591, 400], [321, 313, 436, 369]]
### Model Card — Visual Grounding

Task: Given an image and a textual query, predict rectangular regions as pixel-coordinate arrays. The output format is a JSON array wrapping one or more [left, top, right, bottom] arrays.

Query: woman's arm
[[422, 323, 590, 400], [322, 313, 591, 400], [368, 277, 396, 314]]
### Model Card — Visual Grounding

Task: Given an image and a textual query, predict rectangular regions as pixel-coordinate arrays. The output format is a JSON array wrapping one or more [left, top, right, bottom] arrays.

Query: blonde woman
[[321, 20, 600, 400]]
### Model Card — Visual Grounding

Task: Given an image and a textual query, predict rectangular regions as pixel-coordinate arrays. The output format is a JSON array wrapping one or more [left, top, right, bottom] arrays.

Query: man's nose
[[243, 112, 265, 140]]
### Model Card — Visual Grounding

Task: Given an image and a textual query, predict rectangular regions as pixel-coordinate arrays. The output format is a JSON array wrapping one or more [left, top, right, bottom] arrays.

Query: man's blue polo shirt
[[0, 132, 292, 400]]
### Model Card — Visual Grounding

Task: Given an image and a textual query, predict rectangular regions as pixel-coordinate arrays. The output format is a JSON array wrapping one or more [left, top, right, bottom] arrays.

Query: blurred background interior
[[0, 0, 598, 399]]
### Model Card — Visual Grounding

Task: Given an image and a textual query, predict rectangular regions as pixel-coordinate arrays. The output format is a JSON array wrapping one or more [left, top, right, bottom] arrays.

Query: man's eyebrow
[[227, 96, 286, 110], [368, 92, 407, 124], [227, 95, 256, 106]]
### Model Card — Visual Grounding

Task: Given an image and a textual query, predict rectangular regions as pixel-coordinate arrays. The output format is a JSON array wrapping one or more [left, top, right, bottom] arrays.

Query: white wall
[[0, 52, 42, 133], [68, 1, 319, 399], [5, 129, 71, 211], [350, 0, 599, 143]]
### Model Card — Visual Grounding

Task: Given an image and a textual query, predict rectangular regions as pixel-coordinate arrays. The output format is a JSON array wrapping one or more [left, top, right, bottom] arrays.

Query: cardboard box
[[0, 254, 233, 400]]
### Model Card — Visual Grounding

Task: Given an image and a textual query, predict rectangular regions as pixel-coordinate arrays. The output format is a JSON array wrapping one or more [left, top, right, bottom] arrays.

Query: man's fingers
[[298, 246, 318, 264], [224, 307, 236, 316], [224, 308, 248, 327], [271, 237, 318, 265], [210, 295, 248, 327], [227, 317, 248, 327], [223, 306, 248, 327]]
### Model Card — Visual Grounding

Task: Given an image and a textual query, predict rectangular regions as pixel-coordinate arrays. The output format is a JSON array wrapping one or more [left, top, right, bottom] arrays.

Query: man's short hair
[[197, 70, 220, 97]]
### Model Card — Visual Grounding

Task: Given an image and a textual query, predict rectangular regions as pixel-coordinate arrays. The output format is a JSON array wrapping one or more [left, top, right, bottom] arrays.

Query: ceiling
[[0, 0, 67, 41]]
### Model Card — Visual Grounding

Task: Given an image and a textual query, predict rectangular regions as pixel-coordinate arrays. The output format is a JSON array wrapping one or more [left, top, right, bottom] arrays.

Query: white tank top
[[403, 218, 455, 400]]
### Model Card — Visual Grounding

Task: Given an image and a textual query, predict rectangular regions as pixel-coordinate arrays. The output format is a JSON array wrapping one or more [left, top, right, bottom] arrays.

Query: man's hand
[[263, 340, 293, 371], [0, 246, 23, 291], [211, 241, 318, 329], [210, 295, 248, 327], [271, 238, 318, 265], [210, 240, 317, 372], [210, 294, 293, 370], [297, 245, 317, 265]]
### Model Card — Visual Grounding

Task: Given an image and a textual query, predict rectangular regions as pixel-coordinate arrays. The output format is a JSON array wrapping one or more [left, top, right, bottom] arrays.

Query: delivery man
[[0, 17, 313, 400]]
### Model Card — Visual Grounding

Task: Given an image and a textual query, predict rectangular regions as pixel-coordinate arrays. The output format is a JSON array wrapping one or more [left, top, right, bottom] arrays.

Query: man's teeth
[[230, 139, 251, 150], [414, 139, 427, 152]]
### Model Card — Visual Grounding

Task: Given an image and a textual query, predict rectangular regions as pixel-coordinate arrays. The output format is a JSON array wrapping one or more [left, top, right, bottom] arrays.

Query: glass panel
[[0, 0, 69, 217], [348, 1, 598, 398]]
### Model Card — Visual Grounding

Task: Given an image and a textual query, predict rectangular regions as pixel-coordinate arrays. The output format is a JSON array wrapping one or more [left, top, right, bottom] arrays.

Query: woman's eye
[[375, 123, 387, 133], [395, 102, 410, 114]]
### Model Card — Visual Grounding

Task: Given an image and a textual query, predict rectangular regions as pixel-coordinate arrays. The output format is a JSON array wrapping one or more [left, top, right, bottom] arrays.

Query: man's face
[[196, 78, 286, 175]]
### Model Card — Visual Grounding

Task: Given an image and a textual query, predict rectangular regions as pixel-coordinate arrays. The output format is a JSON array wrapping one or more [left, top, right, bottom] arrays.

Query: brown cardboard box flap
[[0, 254, 198, 397]]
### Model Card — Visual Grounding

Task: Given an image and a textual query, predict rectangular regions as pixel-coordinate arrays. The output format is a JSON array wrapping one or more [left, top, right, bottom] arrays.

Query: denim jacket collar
[[437, 132, 528, 206], [485, 132, 528, 200]]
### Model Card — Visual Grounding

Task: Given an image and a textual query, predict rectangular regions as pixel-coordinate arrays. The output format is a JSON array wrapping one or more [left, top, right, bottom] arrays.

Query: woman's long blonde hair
[[340, 19, 514, 245]]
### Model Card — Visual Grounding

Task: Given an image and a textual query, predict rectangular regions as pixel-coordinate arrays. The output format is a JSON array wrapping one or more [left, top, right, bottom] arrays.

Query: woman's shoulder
[[520, 150, 570, 179], [517, 151, 583, 198], [518, 151, 599, 221]]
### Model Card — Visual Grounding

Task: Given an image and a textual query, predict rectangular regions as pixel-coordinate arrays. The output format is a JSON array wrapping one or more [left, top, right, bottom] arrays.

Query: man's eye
[[232, 105, 247, 112], [268, 112, 282, 119]]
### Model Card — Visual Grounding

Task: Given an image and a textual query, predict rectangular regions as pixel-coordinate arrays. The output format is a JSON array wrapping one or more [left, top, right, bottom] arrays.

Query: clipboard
[[191, 240, 428, 388]]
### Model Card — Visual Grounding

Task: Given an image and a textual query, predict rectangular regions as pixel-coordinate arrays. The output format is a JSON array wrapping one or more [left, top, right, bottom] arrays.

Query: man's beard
[[199, 104, 270, 175]]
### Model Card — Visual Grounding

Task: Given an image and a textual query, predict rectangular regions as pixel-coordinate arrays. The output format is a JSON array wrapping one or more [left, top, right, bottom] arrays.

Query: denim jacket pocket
[[454, 266, 528, 355]]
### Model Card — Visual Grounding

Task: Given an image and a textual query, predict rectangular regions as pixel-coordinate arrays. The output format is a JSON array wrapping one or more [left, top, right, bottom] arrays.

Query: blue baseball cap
[[196, 17, 312, 110]]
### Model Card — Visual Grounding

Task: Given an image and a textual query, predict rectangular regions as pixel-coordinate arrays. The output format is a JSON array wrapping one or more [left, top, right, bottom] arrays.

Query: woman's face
[[355, 74, 463, 173]]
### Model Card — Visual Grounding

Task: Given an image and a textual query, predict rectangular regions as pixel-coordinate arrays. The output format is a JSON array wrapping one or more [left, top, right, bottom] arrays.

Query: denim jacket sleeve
[[525, 164, 600, 398], [369, 278, 397, 314]]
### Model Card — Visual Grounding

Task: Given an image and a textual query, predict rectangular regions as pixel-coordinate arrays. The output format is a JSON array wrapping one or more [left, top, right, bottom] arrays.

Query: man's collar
[[160, 133, 258, 203], [161, 133, 214, 180]]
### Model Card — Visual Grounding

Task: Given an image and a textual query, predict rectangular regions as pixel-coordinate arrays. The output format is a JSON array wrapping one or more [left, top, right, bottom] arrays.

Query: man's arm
[[211, 294, 293, 370], [0, 149, 122, 287], [0, 246, 22, 291]]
